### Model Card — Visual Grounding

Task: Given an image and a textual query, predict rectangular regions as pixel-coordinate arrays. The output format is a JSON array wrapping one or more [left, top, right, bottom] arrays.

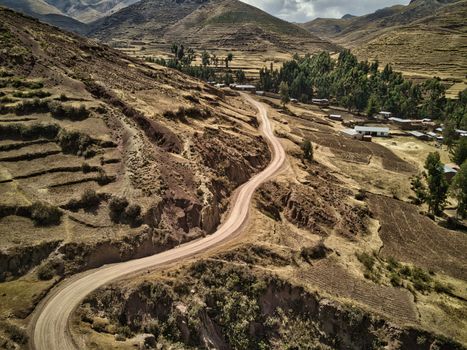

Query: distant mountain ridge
[[301, 0, 467, 79], [0, 0, 89, 34], [43, 0, 141, 23], [87, 0, 339, 53]]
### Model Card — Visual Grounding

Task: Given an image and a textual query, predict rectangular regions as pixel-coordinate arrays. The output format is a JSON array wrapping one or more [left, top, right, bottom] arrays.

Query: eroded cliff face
[[80, 260, 463, 350], [257, 162, 369, 238]]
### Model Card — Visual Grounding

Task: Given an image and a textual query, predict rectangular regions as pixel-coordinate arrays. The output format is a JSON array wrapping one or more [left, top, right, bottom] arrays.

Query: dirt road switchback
[[31, 93, 286, 350]]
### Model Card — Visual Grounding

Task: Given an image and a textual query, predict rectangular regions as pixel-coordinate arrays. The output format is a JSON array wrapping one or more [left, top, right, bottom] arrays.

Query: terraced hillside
[[88, 0, 338, 53], [303, 0, 467, 79], [0, 6, 271, 335]]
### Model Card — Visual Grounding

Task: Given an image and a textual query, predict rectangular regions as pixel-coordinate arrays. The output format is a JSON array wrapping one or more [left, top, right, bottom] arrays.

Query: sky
[[239, 0, 411, 23]]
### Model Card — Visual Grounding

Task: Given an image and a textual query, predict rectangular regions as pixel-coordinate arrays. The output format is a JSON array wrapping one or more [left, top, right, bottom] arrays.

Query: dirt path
[[29, 93, 286, 350]]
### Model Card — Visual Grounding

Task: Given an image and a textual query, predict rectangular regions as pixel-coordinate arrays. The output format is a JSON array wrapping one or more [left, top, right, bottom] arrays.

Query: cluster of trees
[[411, 151, 466, 219], [259, 50, 466, 129], [145, 44, 246, 85]]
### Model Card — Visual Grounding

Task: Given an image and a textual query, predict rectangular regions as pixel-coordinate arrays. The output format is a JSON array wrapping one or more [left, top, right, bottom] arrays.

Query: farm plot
[[305, 131, 416, 173], [290, 258, 418, 325], [367, 194, 467, 281]]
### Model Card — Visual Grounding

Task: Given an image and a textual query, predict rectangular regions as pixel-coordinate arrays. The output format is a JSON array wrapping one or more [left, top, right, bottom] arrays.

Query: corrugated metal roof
[[342, 128, 358, 135], [355, 126, 390, 133], [408, 131, 426, 137]]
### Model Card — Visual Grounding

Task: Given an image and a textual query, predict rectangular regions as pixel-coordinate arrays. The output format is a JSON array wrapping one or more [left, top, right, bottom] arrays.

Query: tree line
[[259, 51, 466, 129], [144, 44, 246, 85]]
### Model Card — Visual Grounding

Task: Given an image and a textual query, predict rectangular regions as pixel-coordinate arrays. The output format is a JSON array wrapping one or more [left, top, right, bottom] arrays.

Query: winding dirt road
[[30, 94, 286, 350]]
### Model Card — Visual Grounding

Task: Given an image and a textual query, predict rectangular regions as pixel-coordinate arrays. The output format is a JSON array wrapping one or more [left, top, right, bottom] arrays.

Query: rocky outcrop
[[258, 176, 369, 238], [0, 240, 61, 281]]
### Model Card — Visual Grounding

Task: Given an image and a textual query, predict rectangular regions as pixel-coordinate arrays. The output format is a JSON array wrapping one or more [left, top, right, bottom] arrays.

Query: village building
[[354, 126, 390, 137], [408, 131, 430, 140], [378, 111, 392, 119], [311, 98, 329, 106], [444, 164, 458, 182], [328, 114, 343, 121], [230, 84, 256, 91], [388, 117, 423, 130]]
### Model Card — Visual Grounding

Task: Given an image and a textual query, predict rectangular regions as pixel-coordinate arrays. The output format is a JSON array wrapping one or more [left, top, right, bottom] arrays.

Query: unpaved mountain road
[[30, 93, 286, 350]]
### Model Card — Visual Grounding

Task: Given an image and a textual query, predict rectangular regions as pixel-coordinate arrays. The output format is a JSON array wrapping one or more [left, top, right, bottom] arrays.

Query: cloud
[[239, 0, 411, 22]]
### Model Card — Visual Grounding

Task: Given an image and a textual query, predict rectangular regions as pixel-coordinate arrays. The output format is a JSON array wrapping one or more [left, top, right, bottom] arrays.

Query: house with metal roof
[[354, 126, 390, 137], [408, 131, 429, 140]]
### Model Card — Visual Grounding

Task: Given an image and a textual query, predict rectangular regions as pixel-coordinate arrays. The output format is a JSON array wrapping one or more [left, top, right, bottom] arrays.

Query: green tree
[[301, 140, 313, 161], [450, 160, 467, 218], [225, 53, 233, 68], [279, 81, 290, 106], [450, 137, 467, 166], [421, 77, 446, 119], [410, 174, 427, 205], [235, 69, 246, 83], [365, 94, 380, 118], [424, 152, 448, 216], [443, 119, 457, 151], [201, 50, 210, 67]]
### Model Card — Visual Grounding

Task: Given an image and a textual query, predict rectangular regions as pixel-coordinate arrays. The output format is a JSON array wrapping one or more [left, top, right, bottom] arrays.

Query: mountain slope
[[89, 0, 339, 53], [0, 0, 89, 34], [302, 0, 467, 78], [43, 0, 140, 23], [302, 0, 460, 45], [0, 5, 270, 329]]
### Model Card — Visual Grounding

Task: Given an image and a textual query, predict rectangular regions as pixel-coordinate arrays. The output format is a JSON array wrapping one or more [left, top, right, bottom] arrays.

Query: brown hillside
[[0, 7, 269, 283], [302, 0, 467, 79], [89, 0, 339, 53]]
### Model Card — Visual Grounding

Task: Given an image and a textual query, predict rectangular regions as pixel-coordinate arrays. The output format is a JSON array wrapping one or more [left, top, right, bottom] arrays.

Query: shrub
[[3, 323, 28, 345], [356, 252, 376, 272], [10, 78, 43, 89], [411, 267, 432, 283], [12, 90, 50, 98], [300, 242, 330, 261], [58, 93, 68, 101], [96, 169, 113, 185], [30, 201, 62, 226], [413, 279, 430, 293], [37, 261, 55, 280], [0, 70, 13, 78], [49, 101, 89, 120], [80, 189, 100, 208], [14, 98, 49, 115], [125, 204, 142, 226], [389, 273, 401, 287], [434, 281, 453, 294], [109, 196, 129, 222], [126, 203, 141, 219], [57, 129, 93, 155], [400, 265, 412, 277], [81, 162, 92, 173], [355, 189, 367, 201]]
